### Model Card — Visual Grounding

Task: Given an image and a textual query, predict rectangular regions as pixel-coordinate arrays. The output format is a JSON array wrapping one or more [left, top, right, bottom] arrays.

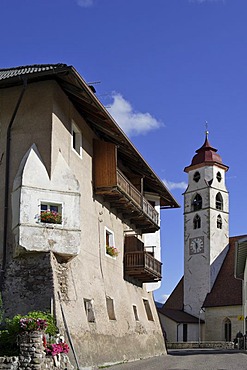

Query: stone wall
[[0, 331, 73, 370], [2, 253, 54, 319], [167, 341, 234, 350]]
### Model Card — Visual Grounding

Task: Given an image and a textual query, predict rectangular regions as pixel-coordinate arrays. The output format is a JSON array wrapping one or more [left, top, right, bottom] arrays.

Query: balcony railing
[[95, 168, 159, 232], [94, 140, 160, 232], [124, 251, 162, 283], [117, 170, 159, 225]]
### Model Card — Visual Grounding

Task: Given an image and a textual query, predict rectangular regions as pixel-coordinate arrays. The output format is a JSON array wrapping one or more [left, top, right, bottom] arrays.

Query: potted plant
[[106, 245, 119, 257], [40, 210, 62, 224]]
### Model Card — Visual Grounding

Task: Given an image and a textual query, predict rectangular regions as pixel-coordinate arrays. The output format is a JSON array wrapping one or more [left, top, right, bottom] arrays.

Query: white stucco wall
[[144, 194, 161, 292], [159, 314, 199, 342], [12, 146, 81, 258], [204, 306, 243, 341]]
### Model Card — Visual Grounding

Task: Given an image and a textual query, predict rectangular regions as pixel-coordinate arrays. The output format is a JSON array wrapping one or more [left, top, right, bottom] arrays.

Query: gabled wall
[[12, 146, 81, 258], [204, 306, 243, 341]]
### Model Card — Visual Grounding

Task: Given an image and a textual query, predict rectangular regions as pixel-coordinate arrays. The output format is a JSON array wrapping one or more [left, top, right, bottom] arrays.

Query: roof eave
[[184, 161, 229, 173], [0, 64, 180, 209]]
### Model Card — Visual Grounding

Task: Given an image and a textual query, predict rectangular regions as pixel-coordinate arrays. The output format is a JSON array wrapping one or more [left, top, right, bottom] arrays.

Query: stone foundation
[[167, 341, 235, 350], [0, 331, 74, 370]]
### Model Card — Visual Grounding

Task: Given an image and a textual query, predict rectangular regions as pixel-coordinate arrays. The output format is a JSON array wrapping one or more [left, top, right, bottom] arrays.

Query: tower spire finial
[[205, 121, 209, 138]]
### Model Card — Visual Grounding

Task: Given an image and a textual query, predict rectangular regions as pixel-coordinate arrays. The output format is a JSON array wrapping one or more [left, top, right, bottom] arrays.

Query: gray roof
[[0, 64, 67, 81], [158, 308, 201, 324]]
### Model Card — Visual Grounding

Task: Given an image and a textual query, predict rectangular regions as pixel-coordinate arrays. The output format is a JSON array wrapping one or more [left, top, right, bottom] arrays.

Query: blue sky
[[1, 0, 247, 303]]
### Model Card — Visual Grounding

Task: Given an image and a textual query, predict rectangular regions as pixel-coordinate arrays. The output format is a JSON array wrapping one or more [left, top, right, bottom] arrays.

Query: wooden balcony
[[93, 140, 159, 232], [124, 251, 162, 283]]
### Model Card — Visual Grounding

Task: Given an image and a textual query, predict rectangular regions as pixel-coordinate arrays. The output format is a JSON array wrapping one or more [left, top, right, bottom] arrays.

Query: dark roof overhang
[[0, 64, 179, 209]]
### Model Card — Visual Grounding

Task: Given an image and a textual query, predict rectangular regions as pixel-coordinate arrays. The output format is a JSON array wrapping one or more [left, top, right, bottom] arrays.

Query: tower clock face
[[189, 237, 204, 255]]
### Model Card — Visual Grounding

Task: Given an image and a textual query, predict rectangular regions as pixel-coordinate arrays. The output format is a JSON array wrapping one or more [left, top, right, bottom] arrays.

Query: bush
[[0, 311, 58, 356], [0, 329, 18, 356]]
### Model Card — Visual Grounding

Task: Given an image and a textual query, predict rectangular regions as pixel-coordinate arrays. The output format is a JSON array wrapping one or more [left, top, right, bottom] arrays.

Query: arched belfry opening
[[192, 193, 202, 211]]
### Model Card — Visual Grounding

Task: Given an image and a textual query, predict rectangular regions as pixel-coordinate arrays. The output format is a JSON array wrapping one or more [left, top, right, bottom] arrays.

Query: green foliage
[[0, 329, 18, 356], [0, 310, 58, 356]]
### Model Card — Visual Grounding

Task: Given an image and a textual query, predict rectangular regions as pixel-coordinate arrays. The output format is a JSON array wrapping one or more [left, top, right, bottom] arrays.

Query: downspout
[[177, 323, 181, 342], [0, 78, 27, 290]]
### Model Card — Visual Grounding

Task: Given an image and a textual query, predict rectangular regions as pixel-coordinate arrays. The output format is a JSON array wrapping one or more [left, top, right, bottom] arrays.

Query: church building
[[158, 133, 246, 343]]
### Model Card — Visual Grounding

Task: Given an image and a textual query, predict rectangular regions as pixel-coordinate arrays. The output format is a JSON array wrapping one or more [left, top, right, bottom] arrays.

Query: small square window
[[143, 299, 154, 321], [84, 299, 95, 323], [72, 122, 82, 157], [40, 202, 62, 224], [106, 296, 116, 320]]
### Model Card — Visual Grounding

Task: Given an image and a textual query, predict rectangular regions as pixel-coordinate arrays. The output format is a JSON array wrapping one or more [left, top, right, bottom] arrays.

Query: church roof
[[160, 235, 245, 322], [162, 277, 184, 310], [184, 133, 228, 173], [158, 308, 199, 324], [203, 235, 246, 308], [158, 278, 201, 323]]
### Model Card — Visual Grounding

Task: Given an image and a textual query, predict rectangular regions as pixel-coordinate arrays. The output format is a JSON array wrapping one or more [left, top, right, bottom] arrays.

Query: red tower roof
[[184, 133, 228, 173]]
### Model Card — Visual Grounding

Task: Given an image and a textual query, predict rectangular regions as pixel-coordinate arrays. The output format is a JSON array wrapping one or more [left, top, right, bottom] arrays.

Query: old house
[[158, 134, 245, 344], [0, 64, 179, 367], [235, 237, 247, 333]]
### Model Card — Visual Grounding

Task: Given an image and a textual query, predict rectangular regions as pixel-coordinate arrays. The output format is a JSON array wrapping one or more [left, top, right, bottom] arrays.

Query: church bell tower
[[183, 132, 229, 318]]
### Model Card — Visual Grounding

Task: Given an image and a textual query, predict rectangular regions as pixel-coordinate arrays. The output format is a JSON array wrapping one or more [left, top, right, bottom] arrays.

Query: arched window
[[217, 214, 222, 229], [223, 318, 231, 341], [216, 192, 223, 210], [193, 214, 201, 229], [192, 194, 202, 211]]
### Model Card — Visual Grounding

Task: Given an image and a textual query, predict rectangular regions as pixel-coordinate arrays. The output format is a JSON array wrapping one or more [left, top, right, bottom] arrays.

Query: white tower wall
[[183, 144, 229, 318]]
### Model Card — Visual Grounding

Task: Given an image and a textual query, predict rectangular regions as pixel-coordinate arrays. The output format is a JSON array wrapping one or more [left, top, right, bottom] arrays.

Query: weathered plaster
[[1, 80, 166, 367]]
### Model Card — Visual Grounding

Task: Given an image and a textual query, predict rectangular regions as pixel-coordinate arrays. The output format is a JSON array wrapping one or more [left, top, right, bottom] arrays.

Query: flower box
[[40, 210, 62, 224], [106, 245, 119, 257]]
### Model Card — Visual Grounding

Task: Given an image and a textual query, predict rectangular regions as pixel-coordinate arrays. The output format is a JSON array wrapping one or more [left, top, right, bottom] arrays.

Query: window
[[183, 323, 188, 342], [193, 171, 200, 183], [105, 228, 118, 257], [72, 122, 82, 156], [192, 194, 202, 211], [143, 299, 154, 321], [223, 318, 231, 341], [193, 214, 201, 229], [133, 305, 139, 321], [216, 192, 223, 210], [40, 202, 62, 224], [84, 299, 95, 323], [106, 296, 116, 320], [216, 171, 222, 182], [217, 214, 222, 229]]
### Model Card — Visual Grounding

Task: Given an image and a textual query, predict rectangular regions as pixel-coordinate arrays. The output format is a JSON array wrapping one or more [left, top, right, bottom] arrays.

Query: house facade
[[0, 64, 179, 367], [158, 134, 245, 343], [235, 237, 247, 333]]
